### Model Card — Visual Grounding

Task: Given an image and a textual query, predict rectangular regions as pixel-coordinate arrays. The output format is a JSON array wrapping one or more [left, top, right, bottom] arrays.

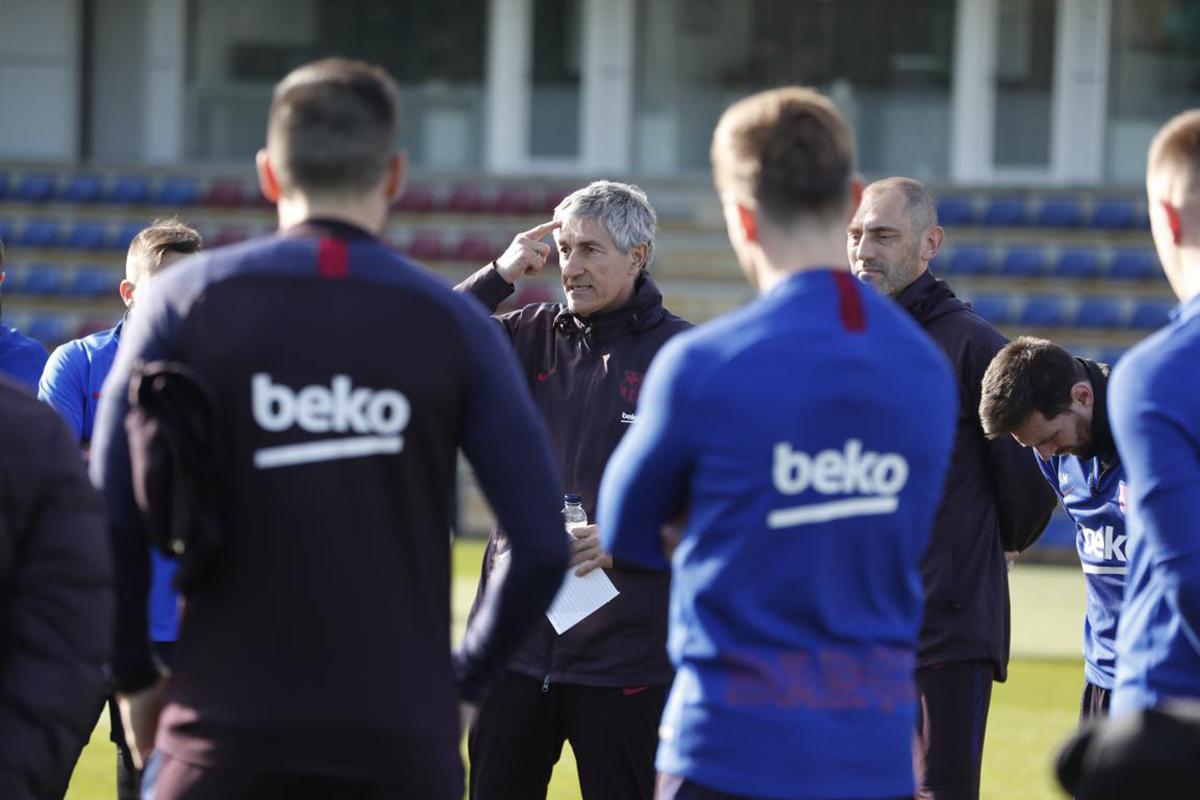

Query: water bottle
[[562, 494, 588, 535]]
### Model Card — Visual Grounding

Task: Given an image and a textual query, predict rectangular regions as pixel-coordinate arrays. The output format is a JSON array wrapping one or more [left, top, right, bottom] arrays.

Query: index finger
[[521, 220, 561, 241]]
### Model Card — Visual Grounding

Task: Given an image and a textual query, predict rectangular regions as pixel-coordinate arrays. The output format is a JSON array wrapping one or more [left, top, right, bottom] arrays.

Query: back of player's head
[[862, 177, 939, 235], [979, 336, 1084, 439], [1148, 109, 1200, 199], [126, 219, 203, 285], [710, 86, 854, 227], [267, 58, 400, 198], [554, 181, 657, 269]]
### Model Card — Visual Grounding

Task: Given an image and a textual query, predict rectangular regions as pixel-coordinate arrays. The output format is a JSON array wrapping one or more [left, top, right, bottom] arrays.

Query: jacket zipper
[[542, 675, 550, 692]]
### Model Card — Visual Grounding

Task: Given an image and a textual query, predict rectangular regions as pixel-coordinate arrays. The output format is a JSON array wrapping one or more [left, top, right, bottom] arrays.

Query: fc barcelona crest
[[620, 370, 644, 405]]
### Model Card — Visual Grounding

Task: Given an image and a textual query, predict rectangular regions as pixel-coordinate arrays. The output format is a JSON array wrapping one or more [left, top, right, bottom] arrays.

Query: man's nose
[[560, 253, 583, 276]]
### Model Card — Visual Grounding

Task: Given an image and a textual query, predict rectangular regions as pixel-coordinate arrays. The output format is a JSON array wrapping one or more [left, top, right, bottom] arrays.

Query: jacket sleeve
[[453, 300, 568, 704], [90, 284, 178, 693], [964, 327, 1058, 551], [0, 407, 112, 800], [38, 342, 87, 445], [453, 264, 523, 341]]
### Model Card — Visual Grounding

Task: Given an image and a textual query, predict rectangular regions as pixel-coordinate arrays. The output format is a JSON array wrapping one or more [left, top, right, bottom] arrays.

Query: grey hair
[[864, 177, 939, 234], [554, 180, 658, 269]]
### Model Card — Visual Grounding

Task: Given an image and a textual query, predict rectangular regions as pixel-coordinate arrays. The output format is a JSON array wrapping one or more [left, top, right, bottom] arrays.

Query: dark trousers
[[656, 773, 912, 800], [913, 661, 994, 800], [468, 671, 667, 800], [1079, 681, 1111, 722], [141, 751, 449, 800]]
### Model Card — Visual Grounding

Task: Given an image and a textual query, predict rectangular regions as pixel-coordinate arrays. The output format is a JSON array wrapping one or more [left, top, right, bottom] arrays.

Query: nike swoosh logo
[[622, 686, 649, 696], [537, 371, 553, 382]]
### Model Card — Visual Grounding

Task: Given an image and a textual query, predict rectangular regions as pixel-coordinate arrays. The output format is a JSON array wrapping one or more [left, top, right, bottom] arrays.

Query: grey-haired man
[[456, 181, 692, 800]]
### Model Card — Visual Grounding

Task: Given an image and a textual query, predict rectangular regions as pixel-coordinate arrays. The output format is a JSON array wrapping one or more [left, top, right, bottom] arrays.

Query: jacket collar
[[553, 271, 667, 343], [893, 268, 967, 325], [1078, 357, 1115, 464]]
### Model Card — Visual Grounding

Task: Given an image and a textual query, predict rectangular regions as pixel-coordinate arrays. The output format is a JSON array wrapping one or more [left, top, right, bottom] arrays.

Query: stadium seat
[[394, 184, 439, 213], [1018, 295, 1067, 327], [967, 294, 1014, 325], [204, 180, 246, 207], [69, 269, 113, 297], [1090, 201, 1134, 230], [157, 178, 198, 206], [75, 318, 115, 339], [1053, 249, 1101, 279], [60, 174, 104, 204], [1129, 298, 1173, 330], [999, 248, 1043, 277], [20, 265, 66, 295], [1109, 250, 1159, 280], [947, 245, 991, 276], [1073, 297, 1123, 329], [983, 197, 1027, 227], [452, 235, 496, 263], [107, 176, 150, 205], [111, 222, 145, 251], [540, 188, 571, 215], [1097, 349, 1126, 367], [65, 221, 109, 250], [19, 220, 60, 249], [27, 314, 67, 344], [406, 232, 445, 261], [936, 196, 975, 226], [0, 218, 13, 244], [445, 186, 486, 214], [212, 227, 250, 247], [0, 174, 9, 201], [493, 187, 535, 216], [1036, 199, 1082, 228], [15, 174, 56, 203]]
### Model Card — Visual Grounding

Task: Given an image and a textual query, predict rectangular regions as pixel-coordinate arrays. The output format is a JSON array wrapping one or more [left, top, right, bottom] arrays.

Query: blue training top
[[0, 323, 48, 391], [40, 320, 180, 643], [1110, 293, 1200, 716], [599, 269, 957, 799], [1036, 446, 1127, 689]]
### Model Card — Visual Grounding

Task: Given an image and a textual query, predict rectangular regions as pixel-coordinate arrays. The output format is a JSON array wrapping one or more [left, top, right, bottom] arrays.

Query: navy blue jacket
[[91, 220, 568, 786]]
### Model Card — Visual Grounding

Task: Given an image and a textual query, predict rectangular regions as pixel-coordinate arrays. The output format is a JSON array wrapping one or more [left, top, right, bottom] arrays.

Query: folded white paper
[[545, 568, 620, 634]]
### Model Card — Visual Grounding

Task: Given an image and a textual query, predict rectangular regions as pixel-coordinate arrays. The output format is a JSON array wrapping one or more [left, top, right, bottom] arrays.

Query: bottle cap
[[564, 493, 582, 504]]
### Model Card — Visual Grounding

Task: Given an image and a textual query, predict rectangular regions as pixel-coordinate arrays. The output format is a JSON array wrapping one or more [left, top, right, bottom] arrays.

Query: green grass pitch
[[67, 543, 1083, 800]]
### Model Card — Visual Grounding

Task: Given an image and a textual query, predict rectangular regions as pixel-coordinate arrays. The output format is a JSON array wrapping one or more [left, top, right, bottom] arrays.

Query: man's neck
[[753, 229, 850, 294], [276, 194, 388, 236]]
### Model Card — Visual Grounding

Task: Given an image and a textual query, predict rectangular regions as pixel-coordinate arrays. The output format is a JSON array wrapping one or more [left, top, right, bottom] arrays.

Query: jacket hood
[[895, 269, 971, 326]]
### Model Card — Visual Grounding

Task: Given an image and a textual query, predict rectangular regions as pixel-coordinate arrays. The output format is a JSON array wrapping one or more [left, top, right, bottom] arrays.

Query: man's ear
[[736, 203, 759, 244], [1071, 381, 1094, 409], [384, 152, 407, 204], [119, 279, 135, 308], [1161, 199, 1183, 245], [629, 242, 649, 273], [256, 149, 282, 203], [923, 226, 946, 262], [845, 176, 865, 224]]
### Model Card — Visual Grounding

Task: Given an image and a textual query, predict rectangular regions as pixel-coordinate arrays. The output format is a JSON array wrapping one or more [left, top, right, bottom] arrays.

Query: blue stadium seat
[[1098, 349, 1126, 367], [15, 174, 56, 203], [983, 197, 1027, 227], [1109, 250, 1159, 280], [936, 196, 975, 226], [999, 248, 1043, 277], [111, 222, 145, 250], [69, 269, 113, 297], [61, 175, 104, 204], [968, 294, 1014, 325], [19, 220, 60, 248], [1037, 200, 1082, 228], [107, 177, 150, 205], [27, 314, 67, 344], [1019, 296, 1067, 327], [21, 265, 66, 295], [0, 174, 9, 201], [1090, 201, 1135, 229], [65, 221, 109, 250], [1129, 298, 1173, 330], [1053, 249, 1101, 279], [947, 245, 991, 276], [156, 178, 198, 206], [1074, 297, 1123, 329], [0, 218, 13, 244]]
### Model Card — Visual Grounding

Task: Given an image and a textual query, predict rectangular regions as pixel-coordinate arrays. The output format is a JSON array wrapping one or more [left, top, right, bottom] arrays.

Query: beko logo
[[251, 374, 410, 469], [768, 440, 909, 529]]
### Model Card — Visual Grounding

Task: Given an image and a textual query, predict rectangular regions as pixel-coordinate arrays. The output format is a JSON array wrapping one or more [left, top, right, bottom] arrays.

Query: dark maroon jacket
[[458, 265, 692, 687], [0, 378, 112, 800], [896, 270, 1057, 679]]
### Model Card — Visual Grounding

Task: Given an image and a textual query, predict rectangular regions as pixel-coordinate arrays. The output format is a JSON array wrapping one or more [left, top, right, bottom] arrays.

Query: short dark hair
[[979, 337, 1085, 439], [863, 177, 939, 234], [711, 86, 854, 226], [126, 219, 203, 284], [268, 58, 400, 196]]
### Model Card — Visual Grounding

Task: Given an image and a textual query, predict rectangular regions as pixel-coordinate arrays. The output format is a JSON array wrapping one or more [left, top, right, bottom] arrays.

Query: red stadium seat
[[394, 184, 439, 213], [406, 232, 445, 261], [452, 235, 496, 263], [205, 181, 246, 207], [445, 185, 485, 214]]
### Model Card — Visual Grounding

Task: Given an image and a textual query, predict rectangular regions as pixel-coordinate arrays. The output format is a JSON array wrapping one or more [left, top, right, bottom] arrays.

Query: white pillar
[[143, 0, 187, 163], [580, 0, 634, 173], [949, 0, 997, 184], [1050, 0, 1111, 185], [484, 0, 533, 174]]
